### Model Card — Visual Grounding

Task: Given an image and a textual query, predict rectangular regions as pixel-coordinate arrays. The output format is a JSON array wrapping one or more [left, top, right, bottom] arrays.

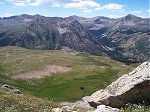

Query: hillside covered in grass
[[0, 46, 138, 102], [0, 88, 60, 112]]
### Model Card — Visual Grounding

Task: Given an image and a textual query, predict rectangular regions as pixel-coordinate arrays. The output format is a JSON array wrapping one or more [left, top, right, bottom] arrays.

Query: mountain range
[[0, 14, 149, 63]]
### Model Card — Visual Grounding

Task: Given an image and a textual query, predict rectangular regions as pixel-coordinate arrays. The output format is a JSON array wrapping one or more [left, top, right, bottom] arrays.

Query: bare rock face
[[88, 61, 150, 108], [2, 84, 21, 94], [52, 108, 62, 112], [94, 105, 120, 112]]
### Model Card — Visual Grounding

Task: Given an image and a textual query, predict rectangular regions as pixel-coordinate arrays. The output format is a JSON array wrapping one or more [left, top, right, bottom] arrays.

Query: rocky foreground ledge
[[88, 61, 150, 108], [61, 61, 150, 111]]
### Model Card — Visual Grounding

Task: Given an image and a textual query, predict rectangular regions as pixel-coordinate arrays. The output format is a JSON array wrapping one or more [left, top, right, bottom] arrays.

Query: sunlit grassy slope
[[0, 46, 138, 102], [0, 87, 60, 112]]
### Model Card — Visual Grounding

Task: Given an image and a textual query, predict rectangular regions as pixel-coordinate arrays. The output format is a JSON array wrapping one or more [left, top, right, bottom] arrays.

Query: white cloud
[[111, 9, 125, 12], [95, 3, 124, 11], [62, 1, 124, 13], [63, 0, 100, 9], [103, 3, 123, 10], [5, 0, 124, 14], [5, 0, 100, 8], [138, 15, 149, 18], [13, 2, 26, 6], [94, 7, 103, 11], [6, 0, 31, 6], [5, 0, 72, 6], [5, 0, 53, 6], [51, 3, 61, 7], [146, 10, 150, 12], [132, 11, 142, 14], [117, 9, 125, 12], [142, 16, 149, 18], [83, 9, 93, 13], [29, 0, 49, 6], [4, 13, 14, 17]]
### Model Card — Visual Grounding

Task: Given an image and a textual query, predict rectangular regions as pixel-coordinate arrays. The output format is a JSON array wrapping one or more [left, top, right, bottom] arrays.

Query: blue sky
[[0, 0, 149, 18]]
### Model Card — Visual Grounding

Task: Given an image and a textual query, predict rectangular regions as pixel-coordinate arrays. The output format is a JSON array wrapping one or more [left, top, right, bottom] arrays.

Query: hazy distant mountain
[[0, 14, 149, 62]]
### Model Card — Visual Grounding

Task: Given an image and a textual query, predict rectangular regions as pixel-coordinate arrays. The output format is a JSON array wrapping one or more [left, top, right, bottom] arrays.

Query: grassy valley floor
[[0, 46, 138, 102]]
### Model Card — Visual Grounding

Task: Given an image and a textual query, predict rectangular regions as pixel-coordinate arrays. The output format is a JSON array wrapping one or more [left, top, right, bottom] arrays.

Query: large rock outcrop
[[88, 61, 150, 108]]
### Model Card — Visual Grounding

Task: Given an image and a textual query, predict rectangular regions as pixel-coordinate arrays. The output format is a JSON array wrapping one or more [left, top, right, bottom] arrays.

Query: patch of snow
[[58, 27, 69, 34], [23, 18, 32, 22]]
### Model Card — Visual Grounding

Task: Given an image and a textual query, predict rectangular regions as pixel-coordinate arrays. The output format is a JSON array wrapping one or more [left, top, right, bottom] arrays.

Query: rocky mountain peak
[[66, 15, 86, 22], [20, 14, 32, 18], [122, 14, 142, 22], [68, 15, 80, 19], [125, 14, 137, 18]]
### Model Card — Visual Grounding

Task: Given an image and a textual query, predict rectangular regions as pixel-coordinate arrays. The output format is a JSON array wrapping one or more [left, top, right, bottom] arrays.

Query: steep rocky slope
[[0, 15, 102, 55], [88, 61, 150, 108], [0, 14, 149, 62], [70, 14, 150, 62]]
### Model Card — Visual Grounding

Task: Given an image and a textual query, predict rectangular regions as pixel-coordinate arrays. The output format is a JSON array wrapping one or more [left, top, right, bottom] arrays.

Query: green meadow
[[0, 46, 136, 102]]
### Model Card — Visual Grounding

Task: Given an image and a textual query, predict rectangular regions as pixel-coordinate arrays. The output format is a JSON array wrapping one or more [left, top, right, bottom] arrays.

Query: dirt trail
[[12, 65, 71, 79]]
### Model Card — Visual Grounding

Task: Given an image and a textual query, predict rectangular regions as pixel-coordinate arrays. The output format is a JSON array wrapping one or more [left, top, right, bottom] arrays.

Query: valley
[[0, 46, 136, 102], [0, 14, 149, 112]]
